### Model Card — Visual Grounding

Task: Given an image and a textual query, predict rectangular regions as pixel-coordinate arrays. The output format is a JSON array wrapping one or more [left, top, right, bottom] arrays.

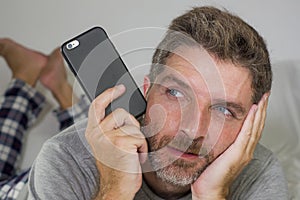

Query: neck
[[143, 171, 191, 199]]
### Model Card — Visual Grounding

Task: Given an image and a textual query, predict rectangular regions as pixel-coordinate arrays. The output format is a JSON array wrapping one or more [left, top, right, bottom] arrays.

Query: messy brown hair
[[150, 6, 272, 103]]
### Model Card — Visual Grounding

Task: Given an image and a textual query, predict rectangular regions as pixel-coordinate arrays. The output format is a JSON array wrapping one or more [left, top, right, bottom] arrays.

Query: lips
[[166, 145, 200, 160], [167, 136, 204, 156]]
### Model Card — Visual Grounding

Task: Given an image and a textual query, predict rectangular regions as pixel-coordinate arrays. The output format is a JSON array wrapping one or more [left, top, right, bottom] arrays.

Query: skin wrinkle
[[141, 46, 253, 190], [152, 7, 271, 104], [85, 7, 273, 200]]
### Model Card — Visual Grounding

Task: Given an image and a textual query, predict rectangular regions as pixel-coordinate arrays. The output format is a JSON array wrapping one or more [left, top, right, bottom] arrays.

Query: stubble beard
[[149, 147, 210, 186], [143, 126, 212, 186]]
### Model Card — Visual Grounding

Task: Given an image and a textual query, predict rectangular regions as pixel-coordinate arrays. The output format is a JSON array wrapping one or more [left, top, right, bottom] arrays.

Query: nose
[[179, 101, 210, 140]]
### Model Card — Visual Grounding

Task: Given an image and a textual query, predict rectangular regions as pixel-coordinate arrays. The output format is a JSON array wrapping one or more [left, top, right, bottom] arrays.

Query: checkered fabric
[[54, 95, 90, 130], [0, 79, 89, 200], [0, 79, 45, 181]]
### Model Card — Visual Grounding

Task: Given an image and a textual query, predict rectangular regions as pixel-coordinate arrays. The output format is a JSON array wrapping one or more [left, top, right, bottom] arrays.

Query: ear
[[143, 75, 151, 97]]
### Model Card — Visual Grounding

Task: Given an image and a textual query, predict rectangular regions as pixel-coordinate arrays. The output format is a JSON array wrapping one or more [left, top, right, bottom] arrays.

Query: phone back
[[61, 27, 146, 118]]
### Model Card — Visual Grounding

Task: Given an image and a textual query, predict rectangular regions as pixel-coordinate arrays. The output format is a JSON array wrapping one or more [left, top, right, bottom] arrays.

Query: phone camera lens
[[66, 40, 79, 50]]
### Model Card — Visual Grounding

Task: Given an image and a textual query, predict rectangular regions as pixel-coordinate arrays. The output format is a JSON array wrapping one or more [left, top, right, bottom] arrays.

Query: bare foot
[[40, 48, 68, 92], [0, 38, 47, 86], [40, 48, 78, 109]]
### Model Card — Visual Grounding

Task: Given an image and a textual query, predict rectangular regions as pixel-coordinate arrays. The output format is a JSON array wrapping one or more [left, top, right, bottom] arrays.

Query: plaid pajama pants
[[0, 79, 89, 200]]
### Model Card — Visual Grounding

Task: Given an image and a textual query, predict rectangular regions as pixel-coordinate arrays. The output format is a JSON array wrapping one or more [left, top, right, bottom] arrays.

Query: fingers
[[99, 110, 147, 158], [110, 125, 147, 154], [85, 85, 148, 164], [87, 85, 126, 127], [89, 124, 148, 171], [100, 108, 140, 132], [190, 93, 271, 198], [254, 93, 270, 135], [246, 93, 269, 153], [234, 92, 270, 155]]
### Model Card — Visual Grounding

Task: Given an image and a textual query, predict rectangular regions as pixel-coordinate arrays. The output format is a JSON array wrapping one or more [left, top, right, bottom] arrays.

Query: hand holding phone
[[61, 26, 146, 118]]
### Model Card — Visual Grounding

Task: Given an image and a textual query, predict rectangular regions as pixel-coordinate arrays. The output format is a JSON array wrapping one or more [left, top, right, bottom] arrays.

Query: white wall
[[0, 0, 299, 172]]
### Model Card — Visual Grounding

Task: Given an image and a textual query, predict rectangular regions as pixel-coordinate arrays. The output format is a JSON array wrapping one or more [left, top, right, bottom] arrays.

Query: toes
[[0, 39, 7, 55]]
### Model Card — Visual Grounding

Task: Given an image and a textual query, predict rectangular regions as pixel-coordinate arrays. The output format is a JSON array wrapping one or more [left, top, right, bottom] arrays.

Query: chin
[[150, 154, 210, 186]]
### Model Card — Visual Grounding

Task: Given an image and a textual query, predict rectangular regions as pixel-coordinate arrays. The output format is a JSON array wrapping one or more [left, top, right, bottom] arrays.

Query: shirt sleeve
[[230, 145, 290, 200], [28, 125, 99, 200], [244, 156, 289, 200]]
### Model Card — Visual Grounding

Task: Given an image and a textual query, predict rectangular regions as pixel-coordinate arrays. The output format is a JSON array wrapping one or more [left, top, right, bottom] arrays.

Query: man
[[0, 39, 89, 199], [28, 6, 288, 199]]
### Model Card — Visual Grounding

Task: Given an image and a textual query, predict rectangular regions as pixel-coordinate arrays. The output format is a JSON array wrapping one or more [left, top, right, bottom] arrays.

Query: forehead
[[157, 46, 253, 105]]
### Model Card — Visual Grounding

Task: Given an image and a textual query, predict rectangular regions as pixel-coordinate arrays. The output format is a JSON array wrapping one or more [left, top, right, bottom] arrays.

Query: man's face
[[142, 47, 253, 186]]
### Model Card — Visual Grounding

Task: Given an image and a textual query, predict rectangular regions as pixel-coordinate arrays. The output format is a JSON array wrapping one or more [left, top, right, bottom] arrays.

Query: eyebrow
[[159, 75, 191, 90], [159, 75, 247, 117]]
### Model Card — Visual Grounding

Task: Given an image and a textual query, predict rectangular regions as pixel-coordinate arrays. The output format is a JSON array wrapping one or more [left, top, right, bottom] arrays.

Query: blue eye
[[214, 106, 233, 117], [167, 89, 184, 98]]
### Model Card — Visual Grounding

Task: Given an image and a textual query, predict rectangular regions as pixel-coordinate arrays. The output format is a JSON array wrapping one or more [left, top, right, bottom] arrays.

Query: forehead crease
[[160, 75, 191, 89], [160, 48, 253, 104]]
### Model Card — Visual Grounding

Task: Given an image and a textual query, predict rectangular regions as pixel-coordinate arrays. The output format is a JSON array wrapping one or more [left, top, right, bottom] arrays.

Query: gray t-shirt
[[28, 118, 289, 200]]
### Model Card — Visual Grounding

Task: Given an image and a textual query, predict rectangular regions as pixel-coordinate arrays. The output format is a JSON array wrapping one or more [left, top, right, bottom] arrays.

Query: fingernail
[[115, 84, 125, 92], [264, 93, 270, 101], [253, 105, 258, 112]]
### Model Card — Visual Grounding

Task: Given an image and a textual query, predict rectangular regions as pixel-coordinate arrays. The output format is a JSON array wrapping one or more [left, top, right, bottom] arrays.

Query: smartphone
[[61, 26, 146, 118]]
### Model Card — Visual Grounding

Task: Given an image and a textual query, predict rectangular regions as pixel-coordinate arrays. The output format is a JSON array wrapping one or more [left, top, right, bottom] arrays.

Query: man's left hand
[[191, 93, 270, 200]]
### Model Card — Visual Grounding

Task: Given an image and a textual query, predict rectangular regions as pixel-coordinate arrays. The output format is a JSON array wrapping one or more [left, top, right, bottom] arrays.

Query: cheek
[[144, 97, 182, 138], [210, 123, 242, 157]]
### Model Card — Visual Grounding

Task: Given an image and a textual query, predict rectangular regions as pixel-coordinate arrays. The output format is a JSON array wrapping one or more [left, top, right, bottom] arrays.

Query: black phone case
[[61, 26, 146, 118]]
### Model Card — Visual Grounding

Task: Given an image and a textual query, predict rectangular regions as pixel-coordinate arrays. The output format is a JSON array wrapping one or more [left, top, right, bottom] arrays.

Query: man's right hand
[[85, 85, 148, 200]]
